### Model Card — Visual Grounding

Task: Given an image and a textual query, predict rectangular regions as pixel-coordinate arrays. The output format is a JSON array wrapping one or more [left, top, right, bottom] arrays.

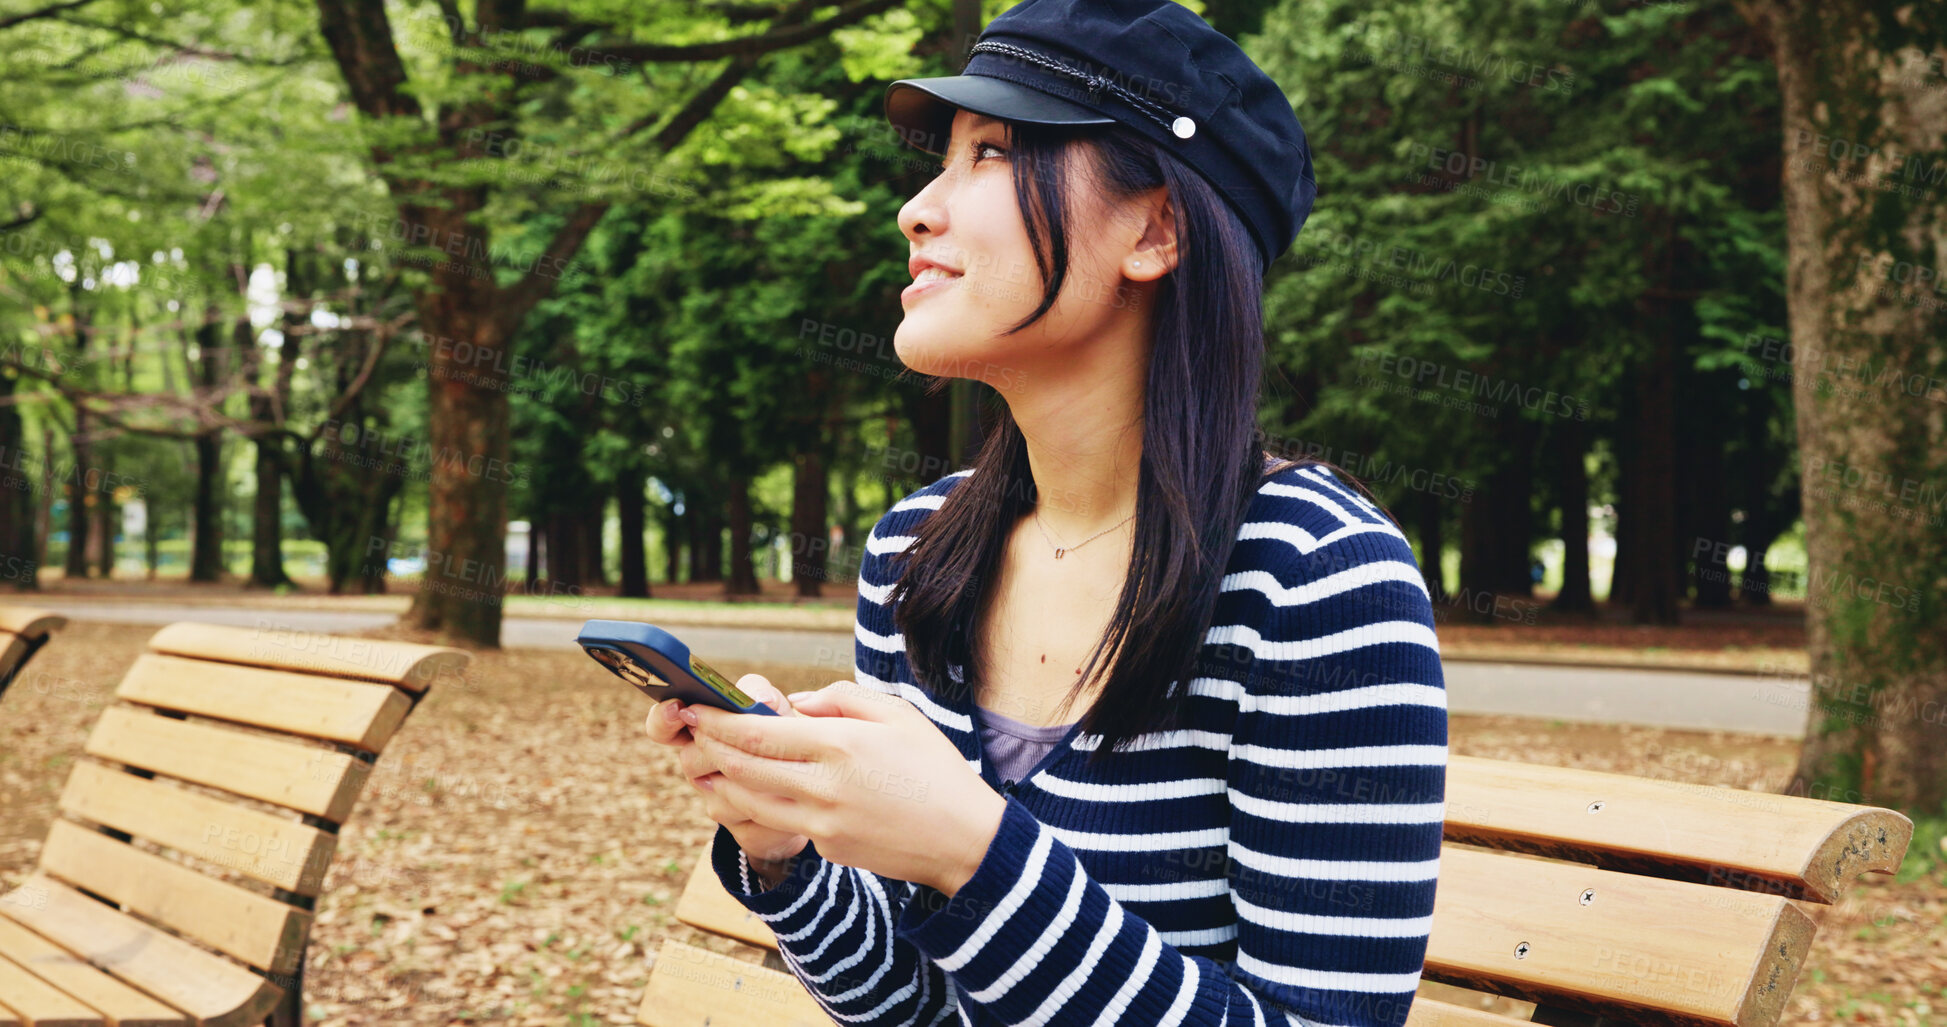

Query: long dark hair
[[888, 117, 1380, 765]]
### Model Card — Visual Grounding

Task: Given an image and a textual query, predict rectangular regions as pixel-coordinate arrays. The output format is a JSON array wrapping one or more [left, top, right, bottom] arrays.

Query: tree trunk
[[1459, 417, 1537, 619], [64, 414, 90, 580], [1414, 490, 1446, 603], [546, 509, 584, 594], [580, 502, 606, 588], [89, 466, 114, 578], [725, 475, 759, 597], [1553, 420, 1594, 614], [618, 472, 650, 598], [792, 448, 828, 598], [189, 312, 226, 583], [0, 372, 38, 590], [1627, 292, 1681, 625], [526, 520, 543, 591], [1744, 0, 1947, 816]]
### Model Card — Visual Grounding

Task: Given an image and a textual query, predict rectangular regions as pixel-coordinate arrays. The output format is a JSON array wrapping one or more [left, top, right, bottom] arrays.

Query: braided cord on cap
[[968, 41, 1190, 137]]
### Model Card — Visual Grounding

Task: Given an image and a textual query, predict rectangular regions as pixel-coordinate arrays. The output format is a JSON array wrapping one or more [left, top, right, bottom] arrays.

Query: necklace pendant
[[1054, 548, 1065, 559]]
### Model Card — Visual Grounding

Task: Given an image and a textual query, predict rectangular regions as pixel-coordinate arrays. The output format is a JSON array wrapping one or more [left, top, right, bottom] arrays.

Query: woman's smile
[[902, 256, 965, 304]]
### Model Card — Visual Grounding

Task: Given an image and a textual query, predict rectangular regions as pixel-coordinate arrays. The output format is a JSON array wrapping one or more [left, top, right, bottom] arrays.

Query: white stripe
[[1238, 519, 1406, 557], [1221, 561, 1430, 606], [1069, 727, 1230, 753], [852, 669, 972, 732], [1231, 742, 1448, 769], [969, 860, 1090, 1004], [1236, 949, 1425, 994], [1229, 841, 1440, 882], [1271, 482, 1364, 527], [1046, 825, 1228, 853], [1232, 888, 1434, 937], [1017, 890, 1122, 1024], [1101, 877, 1230, 903], [1230, 792, 1446, 824], [935, 825, 1056, 972], [1242, 682, 1446, 716], [1031, 773, 1226, 802], [1299, 465, 1388, 522], [1206, 620, 1442, 661], [1158, 954, 1200, 1026], [1089, 929, 1163, 1027], [1159, 923, 1238, 948]]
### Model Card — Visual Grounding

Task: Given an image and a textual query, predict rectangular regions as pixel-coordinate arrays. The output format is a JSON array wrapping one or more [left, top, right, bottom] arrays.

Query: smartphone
[[576, 620, 779, 716]]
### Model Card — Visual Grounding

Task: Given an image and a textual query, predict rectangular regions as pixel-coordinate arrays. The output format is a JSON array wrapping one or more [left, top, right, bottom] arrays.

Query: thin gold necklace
[[1032, 505, 1134, 559]]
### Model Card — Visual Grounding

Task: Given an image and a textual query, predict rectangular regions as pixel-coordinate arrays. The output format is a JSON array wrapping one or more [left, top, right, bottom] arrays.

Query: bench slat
[[640, 939, 833, 1027], [0, 608, 65, 639], [1425, 847, 1815, 1027], [1446, 754, 1912, 903], [38, 820, 311, 976], [116, 654, 410, 752], [58, 761, 336, 896], [146, 623, 466, 693], [84, 706, 370, 822], [1403, 996, 1533, 1026], [0, 876, 280, 1027], [0, 951, 101, 1027], [674, 855, 779, 950], [0, 915, 182, 1026]]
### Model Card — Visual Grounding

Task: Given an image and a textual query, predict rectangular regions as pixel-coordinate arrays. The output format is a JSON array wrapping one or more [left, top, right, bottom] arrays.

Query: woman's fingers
[[644, 698, 691, 746]]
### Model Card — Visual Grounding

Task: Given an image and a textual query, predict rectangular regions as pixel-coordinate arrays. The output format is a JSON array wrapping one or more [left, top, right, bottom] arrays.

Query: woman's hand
[[643, 675, 810, 866], [680, 680, 1007, 896]]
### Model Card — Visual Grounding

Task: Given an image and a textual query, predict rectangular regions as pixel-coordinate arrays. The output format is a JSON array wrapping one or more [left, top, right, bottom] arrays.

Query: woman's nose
[[898, 169, 949, 242]]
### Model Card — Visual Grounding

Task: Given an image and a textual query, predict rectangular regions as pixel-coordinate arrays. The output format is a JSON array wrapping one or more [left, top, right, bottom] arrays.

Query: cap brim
[[885, 75, 1115, 155]]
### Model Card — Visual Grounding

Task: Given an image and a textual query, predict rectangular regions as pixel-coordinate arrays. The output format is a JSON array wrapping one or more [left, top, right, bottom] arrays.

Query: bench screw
[[1586, 800, 1605, 813], [1515, 942, 1531, 959], [1580, 888, 1596, 905]]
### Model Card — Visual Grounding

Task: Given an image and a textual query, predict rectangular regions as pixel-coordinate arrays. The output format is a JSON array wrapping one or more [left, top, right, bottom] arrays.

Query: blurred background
[[0, 0, 1944, 1018]]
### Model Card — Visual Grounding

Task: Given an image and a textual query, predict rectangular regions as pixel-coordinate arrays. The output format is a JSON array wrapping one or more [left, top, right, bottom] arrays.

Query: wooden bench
[[637, 753, 1913, 1027], [0, 607, 67, 701], [0, 621, 469, 1027]]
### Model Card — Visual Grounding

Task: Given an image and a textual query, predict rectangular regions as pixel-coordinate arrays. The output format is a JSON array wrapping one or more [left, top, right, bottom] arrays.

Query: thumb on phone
[[736, 674, 801, 717]]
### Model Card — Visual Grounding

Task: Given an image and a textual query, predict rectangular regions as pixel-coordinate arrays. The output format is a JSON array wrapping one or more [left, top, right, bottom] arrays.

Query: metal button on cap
[[1172, 116, 1196, 139]]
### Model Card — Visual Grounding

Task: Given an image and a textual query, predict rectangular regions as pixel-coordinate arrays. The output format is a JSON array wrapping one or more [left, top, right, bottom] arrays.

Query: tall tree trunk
[[791, 448, 829, 598], [1553, 420, 1594, 614], [64, 423, 90, 580], [1628, 278, 1682, 625], [1741, 0, 1947, 815], [618, 471, 650, 598], [1459, 418, 1537, 618], [1414, 490, 1446, 603], [0, 372, 38, 590], [580, 502, 606, 588], [189, 310, 227, 583], [546, 509, 584, 594], [725, 475, 759, 597], [89, 464, 114, 578]]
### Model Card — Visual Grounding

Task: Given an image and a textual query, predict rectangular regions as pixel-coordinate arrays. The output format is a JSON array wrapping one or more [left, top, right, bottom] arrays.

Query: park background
[[1, 0, 1944, 1023]]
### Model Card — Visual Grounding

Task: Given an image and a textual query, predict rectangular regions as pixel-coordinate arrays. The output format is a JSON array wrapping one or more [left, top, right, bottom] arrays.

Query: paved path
[[37, 602, 1811, 737]]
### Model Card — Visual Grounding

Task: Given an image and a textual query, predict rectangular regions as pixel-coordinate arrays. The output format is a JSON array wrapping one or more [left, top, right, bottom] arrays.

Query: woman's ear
[[1124, 185, 1179, 281]]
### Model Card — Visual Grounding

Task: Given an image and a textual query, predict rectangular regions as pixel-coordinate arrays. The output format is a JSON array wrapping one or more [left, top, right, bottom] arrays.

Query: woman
[[643, 2, 1447, 1025]]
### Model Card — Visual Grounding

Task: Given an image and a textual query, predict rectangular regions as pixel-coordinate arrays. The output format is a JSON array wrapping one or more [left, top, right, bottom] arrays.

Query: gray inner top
[[978, 704, 1077, 787]]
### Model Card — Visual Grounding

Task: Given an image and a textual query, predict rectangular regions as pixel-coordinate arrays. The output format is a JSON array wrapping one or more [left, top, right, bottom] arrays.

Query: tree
[[1736, 0, 1947, 818], [311, 0, 907, 644]]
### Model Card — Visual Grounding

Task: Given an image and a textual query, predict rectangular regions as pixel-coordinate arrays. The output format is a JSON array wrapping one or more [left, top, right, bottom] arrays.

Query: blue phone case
[[576, 620, 779, 715]]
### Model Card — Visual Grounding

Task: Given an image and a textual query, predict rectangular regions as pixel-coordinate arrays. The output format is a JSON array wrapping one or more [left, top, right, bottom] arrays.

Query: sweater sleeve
[[890, 514, 1447, 1027], [702, 502, 963, 1026]]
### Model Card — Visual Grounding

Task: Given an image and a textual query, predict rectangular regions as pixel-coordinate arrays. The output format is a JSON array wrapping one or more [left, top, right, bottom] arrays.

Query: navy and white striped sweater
[[709, 462, 1448, 1027]]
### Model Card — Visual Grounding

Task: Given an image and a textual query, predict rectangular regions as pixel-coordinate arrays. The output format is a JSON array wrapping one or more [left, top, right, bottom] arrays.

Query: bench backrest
[[0, 622, 468, 1026], [642, 754, 1913, 1027], [0, 606, 66, 697]]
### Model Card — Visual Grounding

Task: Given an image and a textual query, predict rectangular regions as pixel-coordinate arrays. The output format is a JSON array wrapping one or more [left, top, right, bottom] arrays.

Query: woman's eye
[[971, 140, 1006, 164]]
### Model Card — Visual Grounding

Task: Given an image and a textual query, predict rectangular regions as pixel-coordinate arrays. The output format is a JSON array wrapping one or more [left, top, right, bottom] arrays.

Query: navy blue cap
[[884, 0, 1316, 276]]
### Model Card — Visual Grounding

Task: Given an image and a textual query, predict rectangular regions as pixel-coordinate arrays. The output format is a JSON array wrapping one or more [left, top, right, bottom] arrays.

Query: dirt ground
[[1, 621, 1939, 1026]]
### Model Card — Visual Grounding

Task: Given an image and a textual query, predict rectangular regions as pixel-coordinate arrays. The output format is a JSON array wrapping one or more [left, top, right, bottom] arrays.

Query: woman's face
[[893, 108, 1160, 390]]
